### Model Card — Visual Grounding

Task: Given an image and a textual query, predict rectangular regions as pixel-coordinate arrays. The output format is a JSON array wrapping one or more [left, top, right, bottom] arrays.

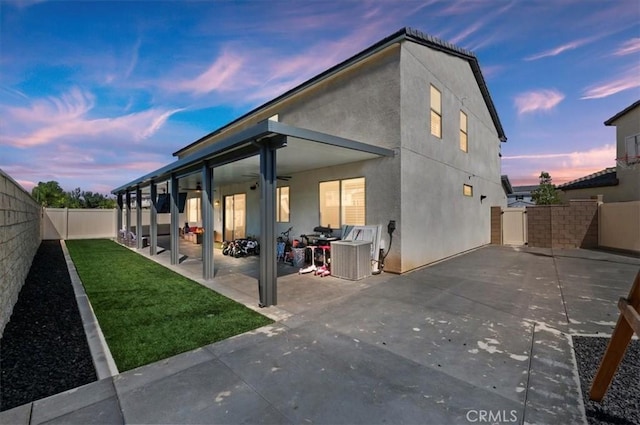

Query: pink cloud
[[166, 22, 390, 106], [514, 89, 564, 115], [524, 37, 593, 61], [613, 38, 640, 56], [173, 50, 246, 95], [2, 88, 183, 147], [502, 144, 616, 185], [581, 65, 640, 99]]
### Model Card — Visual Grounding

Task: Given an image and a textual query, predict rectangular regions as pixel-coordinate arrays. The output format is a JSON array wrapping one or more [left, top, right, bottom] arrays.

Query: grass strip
[[66, 239, 273, 372]]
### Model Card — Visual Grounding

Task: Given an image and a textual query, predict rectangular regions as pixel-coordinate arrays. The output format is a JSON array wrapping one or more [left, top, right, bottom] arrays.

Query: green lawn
[[66, 239, 273, 372]]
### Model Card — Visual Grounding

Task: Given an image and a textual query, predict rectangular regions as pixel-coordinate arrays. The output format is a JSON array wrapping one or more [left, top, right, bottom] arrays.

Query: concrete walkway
[[2, 245, 639, 424]]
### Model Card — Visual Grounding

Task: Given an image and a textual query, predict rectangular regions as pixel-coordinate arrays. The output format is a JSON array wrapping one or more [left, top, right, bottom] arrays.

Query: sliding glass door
[[224, 193, 246, 241]]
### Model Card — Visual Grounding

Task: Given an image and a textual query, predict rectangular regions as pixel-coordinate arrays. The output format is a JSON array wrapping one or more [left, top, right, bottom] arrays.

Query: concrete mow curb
[[60, 240, 119, 379]]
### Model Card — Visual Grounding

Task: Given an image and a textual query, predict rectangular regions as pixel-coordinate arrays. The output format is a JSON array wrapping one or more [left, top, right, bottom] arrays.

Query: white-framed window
[[276, 186, 289, 222], [430, 84, 442, 138], [463, 184, 473, 197], [460, 110, 468, 152], [622, 133, 640, 164], [319, 177, 365, 228], [187, 197, 201, 223]]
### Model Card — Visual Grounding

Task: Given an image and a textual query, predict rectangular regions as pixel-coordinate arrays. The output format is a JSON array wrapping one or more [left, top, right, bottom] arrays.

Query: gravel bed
[[573, 336, 640, 425], [0, 240, 97, 412]]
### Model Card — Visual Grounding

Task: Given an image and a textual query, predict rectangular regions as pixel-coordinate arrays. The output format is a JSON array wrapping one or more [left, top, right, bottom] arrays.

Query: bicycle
[[277, 227, 294, 264]]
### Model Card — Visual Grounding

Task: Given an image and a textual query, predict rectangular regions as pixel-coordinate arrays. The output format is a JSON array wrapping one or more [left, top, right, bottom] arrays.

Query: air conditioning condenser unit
[[330, 240, 372, 280]]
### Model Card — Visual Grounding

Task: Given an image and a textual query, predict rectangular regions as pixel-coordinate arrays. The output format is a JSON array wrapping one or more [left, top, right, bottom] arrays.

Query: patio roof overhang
[[112, 120, 394, 194], [113, 121, 394, 308]]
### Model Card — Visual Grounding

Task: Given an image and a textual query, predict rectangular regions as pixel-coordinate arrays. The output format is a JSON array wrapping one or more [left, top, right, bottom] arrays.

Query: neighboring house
[[112, 27, 507, 306], [559, 100, 640, 202], [507, 185, 537, 207]]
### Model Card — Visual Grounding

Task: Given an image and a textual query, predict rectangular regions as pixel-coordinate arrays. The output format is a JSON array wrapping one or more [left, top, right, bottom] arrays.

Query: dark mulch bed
[[0, 240, 96, 412], [574, 336, 640, 425]]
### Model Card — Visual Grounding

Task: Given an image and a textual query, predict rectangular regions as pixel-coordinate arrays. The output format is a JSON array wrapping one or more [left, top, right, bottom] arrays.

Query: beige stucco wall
[[612, 105, 640, 162], [599, 201, 640, 253], [211, 40, 505, 273], [398, 42, 505, 271], [0, 170, 42, 337]]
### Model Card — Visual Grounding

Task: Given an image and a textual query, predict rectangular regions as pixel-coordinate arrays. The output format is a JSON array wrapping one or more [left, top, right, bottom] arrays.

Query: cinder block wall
[[0, 170, 42, 336], [526, 200, 598, 249], [527, 207, 552, 247], [490, 206, 502, 244]]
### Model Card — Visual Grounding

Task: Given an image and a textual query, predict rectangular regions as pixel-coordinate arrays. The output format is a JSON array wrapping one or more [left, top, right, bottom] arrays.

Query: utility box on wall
[[330, 240, 372, 280]]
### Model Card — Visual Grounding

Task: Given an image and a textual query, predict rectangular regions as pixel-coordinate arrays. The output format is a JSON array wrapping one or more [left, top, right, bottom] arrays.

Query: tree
[[531, 171, 562, 205], [32, 181, 117, 208], [31, 181, 67, 207]]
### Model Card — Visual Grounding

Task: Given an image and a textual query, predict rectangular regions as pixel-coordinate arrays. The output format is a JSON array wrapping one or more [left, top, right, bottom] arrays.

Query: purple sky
[[1, 0, 639, 194]]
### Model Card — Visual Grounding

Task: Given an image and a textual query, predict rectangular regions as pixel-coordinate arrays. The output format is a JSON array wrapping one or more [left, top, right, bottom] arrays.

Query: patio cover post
[[170, 174, 180, 265], [150, 182, 158, 255], [201, 163, 214, 280], [116, 193, 123, 239], [136, 186, 143, 249], [259, 139, 279, 307], [125, 191, 131, 235]]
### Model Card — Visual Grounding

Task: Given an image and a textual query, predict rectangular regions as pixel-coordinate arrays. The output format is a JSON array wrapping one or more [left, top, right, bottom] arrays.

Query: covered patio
[[112, 120, 394, 308], [129, 234, 390, 321]]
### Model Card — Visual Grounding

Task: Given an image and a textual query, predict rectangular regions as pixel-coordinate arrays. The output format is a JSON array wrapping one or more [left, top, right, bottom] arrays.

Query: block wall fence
[[0, 170, 42, 336], [491, 199, 600, 250]]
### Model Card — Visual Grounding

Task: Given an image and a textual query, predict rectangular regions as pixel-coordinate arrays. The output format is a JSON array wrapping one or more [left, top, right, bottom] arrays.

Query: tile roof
[[557, 167, 618, 191]]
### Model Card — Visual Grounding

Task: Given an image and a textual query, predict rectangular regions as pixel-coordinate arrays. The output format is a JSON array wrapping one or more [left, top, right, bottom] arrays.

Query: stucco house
[[559, 99, 640, 202], [113, 27, 507, 306]]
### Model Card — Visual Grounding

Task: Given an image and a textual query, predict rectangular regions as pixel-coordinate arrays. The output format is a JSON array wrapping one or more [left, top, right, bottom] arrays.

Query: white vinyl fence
[[44, 208, 117, 240], [501, 208, 527, 246]]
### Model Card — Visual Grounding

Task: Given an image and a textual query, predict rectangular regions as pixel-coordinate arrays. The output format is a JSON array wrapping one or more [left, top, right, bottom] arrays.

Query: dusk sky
[[1, 0, 639, 194]]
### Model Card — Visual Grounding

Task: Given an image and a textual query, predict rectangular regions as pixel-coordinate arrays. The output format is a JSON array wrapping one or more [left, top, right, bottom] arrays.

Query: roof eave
[[604, 99, 640, 126], [173, 27, 507, 157]]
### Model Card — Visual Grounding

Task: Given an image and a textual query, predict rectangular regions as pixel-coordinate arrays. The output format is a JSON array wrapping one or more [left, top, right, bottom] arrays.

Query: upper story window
[[430, 85, 442, 138], [621, 133, 640, 165], [463, 184, 473, 197], [460, 110, 468, 152]]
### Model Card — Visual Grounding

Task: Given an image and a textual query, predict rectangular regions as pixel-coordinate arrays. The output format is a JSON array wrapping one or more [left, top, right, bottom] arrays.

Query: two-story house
[[113, 27, 507, 306], [559, 100, 640, 202]]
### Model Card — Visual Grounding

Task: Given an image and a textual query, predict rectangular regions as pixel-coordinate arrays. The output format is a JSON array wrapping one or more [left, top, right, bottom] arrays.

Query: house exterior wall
[[398, 42, 505, 271], [196, 40, 505, 274], [613, 105, 640, 162], [0, 170, 42, 337], [264, 44, 403, 271], [614, 108, 640, 201], [559, 185, 621, 203]]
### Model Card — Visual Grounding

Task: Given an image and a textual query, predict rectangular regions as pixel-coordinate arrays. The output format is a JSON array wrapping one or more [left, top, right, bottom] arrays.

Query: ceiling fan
[[242, 173, 292, 181], [180, 182, 202, 191]]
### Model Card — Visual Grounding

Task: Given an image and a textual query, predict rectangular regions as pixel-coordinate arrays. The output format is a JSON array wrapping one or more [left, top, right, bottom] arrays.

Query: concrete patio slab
[[29, 378, 122, 425], [212, 321, 522, 424], [524, 322, 586, 424], [2, 244, 639, 424]]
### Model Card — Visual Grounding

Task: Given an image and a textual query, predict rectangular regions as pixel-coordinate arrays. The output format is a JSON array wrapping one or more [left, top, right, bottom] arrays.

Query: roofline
[[174, 27, 506, 157], [557, 167, 618, 190], [112, 121, 394, 194], [604, 99, 640, 126]]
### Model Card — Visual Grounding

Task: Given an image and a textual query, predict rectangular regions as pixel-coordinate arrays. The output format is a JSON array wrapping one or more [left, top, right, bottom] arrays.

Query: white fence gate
[[502, 208, 527, 246]]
